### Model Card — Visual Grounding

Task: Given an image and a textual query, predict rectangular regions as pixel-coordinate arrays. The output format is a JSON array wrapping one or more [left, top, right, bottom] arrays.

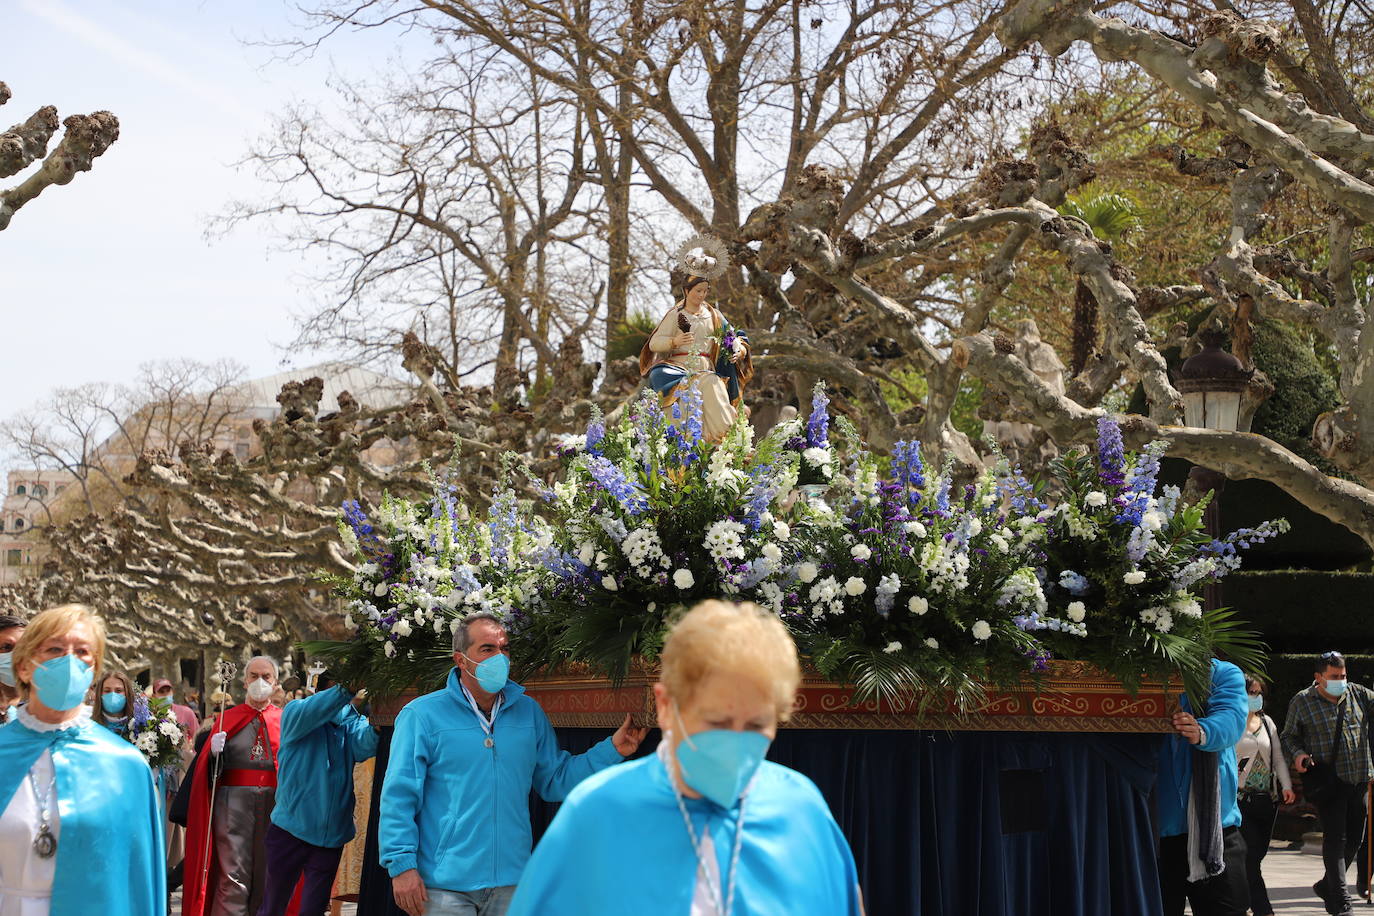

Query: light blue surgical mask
[[0, 652, 14, 688], [672, 704, 770, 809], [1248, 695, 1263, 713], [32, 655, 94, 712], [1325, 678, 1349, 698], [102, 692, 127, 715], [463, 652, 510, 694]]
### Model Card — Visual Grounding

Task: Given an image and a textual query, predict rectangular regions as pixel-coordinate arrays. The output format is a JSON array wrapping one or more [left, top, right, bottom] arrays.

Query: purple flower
[[889, 440, 925, 495], [1096, 416, 1126, 492], [807, 383, 830, 448], [585, 456, 648, 514], [585, 410, 606, 456]]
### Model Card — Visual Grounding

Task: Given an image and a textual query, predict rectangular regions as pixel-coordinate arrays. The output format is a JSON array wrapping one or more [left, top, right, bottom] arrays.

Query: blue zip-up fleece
[[379, 669, 623, 892], [271, 684, 379, 848], [1156, 658, 1247, 837]]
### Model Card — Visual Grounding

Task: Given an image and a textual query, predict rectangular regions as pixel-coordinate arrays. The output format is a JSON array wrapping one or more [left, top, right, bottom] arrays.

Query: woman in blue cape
[[0, 604, 165, 916], [508, 600, 864, 916]]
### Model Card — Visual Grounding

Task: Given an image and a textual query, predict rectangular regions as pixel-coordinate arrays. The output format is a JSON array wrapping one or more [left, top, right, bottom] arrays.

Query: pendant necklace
[[29, 763, 57, 859], [460, 683, 502, 750], [661, 741, 746, 916], [250, 719, 268, 762]]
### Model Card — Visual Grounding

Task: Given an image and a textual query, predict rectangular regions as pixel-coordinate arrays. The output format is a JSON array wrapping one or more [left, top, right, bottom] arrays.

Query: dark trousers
[[1159, 826, 1248, 916], [255, 823, 344, 916], [1314, 780, 1367, 909], [1238, 793, 1279, 915]]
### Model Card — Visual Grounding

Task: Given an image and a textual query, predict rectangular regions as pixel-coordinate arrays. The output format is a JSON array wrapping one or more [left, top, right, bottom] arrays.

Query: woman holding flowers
[[639, 237, 752, 443], [93, 671, 136, 737], [0, 604, 165, 915]]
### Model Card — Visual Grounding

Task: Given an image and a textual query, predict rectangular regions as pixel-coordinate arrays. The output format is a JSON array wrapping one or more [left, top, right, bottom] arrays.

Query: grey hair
[[245, 655, 279, 679], [452, 613, 504, 654]]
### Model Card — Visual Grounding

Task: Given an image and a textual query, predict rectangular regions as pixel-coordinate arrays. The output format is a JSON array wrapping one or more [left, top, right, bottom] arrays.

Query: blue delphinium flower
[[584, 408, 606, 457], [1095, 416, 1126, 492], [889, 440, 925, 497], [585, 456, 648, 514], [1058, 570, 1090, 596], [487, 489, 519, 565], [742, 464, 778, 531], [806, 382, 830, 448]]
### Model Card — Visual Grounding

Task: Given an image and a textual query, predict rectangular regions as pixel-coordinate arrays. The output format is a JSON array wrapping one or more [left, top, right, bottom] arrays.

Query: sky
[[2, 0, 420, 464]]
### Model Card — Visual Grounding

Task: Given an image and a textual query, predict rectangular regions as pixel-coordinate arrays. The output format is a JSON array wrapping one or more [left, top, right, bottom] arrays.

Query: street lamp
[[1176, 329, 1252, 434], [1174, 329, 1254, 610]]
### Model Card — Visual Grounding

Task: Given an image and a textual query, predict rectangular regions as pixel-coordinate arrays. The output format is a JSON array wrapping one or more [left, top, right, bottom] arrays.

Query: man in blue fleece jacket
[[257, 673, 378, 916], [380, 612, 647, 916], [1156, 658, 1249, 916]]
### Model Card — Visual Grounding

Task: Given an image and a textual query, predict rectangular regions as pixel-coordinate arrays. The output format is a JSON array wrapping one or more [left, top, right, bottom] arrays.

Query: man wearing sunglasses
[[1282, 651, 1374, 916]]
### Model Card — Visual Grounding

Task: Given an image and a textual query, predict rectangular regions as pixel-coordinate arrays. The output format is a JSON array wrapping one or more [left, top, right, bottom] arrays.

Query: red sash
[[182, 704, 297, 916]]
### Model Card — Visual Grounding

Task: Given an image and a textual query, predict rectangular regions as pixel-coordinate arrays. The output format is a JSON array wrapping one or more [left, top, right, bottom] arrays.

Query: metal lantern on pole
[[1174, 329, 1253, 611], [1176, 329, 1253, 433]]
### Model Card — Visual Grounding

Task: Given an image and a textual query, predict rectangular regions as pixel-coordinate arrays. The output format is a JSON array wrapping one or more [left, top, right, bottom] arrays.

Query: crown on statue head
[[674, 234, 729, 281]]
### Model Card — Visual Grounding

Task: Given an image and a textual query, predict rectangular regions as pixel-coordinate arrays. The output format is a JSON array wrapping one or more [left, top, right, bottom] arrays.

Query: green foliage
[[1059, 192, 1143, 240], [877, 365, 985, 439], [1249, 322, 1343, 473], [605, 308, 658, 362]]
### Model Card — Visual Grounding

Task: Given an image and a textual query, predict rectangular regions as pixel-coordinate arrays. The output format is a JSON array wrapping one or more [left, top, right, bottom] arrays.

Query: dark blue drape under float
[[357, 727, 1165, 916]]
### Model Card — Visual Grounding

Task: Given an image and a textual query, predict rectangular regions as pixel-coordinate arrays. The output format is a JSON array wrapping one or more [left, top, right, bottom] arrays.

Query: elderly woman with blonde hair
[[508, 600, 864, 916], [0, 604, 165, 915]]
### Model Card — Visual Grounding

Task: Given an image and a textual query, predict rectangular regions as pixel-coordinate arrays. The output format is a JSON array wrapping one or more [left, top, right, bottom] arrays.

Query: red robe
[[182, 703, 299, 916]]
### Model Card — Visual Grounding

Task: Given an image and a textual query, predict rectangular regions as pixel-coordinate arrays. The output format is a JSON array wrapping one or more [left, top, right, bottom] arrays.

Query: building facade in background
[[0, 469, 77, 584]]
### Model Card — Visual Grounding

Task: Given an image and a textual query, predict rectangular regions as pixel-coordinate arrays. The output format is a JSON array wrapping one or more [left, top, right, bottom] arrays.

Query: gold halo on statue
[[674, 235, 729, 281]]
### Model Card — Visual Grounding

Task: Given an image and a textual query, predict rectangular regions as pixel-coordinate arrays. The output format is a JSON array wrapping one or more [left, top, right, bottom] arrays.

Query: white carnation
[[601, 575, 619, 591], [1085, 491, 1108, 508], [925, 637, 939, 650], [883, 641, 902, 654], [971, 620, 992, 641], [773, 521, 791, 541], [393, 619, 413, 637], [1066, 601, 1087, 623], [908, 596, 929, 615], [673, 569, 695, 589], [850, 544, 872, 562], [797, 562, 819, 584], [904, 521, 927, 538], [761, 543, 783, 565], [1123, 570, 1146, 585], [844, 576, 867, 596]]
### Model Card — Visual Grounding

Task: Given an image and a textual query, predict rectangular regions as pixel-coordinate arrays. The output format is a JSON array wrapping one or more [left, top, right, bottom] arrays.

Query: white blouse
[[0, 707, 88, 916]]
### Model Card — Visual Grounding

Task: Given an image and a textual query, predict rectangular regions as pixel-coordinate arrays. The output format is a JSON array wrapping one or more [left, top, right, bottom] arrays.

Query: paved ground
[[1234, 843, 1372, 915], [163, 843, 1356, 915]]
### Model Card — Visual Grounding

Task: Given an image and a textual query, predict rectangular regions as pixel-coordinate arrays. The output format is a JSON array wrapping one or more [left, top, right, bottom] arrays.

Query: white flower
[[1085, 491, 1108, 508], [850, 544, 872, 562], [601, 575, 619, 591], [883, 641, 902, 654], [383, 641, 397, 658], [373, 582, 389, 597], [909, 596, 929, 615], [802, 446, 831, 468], [1123, 570, 1146, 585], [158, 720, 181, 739], [673, 569, 695, 589], [1155, 610, 1174, 633], [844, 577, 867, 596], [925, 638, 940, 650], [1171, 594, 1203, 619], [577, 542, 596, 566], [1141, 510, 1167, 532], [967, 518, 983, 537], [773, 521, 791, 541], [971, 620, 992, 641], [990, 534, 1010, 553], [1066, 601, 1087, 623], [797, 562, 819, 584], [904, 521, 927, 538], [393, 619, 413, 637]]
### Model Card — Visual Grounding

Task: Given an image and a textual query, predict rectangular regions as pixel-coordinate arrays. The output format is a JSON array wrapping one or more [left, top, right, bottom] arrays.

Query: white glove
[[210, 731, 227, 755]]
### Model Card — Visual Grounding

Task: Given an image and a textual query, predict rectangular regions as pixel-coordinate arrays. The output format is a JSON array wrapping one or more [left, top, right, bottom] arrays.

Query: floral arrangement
[[127, 695, 185, 769], [313, 388, 1284, 708], [308, 473, 556, 695]]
